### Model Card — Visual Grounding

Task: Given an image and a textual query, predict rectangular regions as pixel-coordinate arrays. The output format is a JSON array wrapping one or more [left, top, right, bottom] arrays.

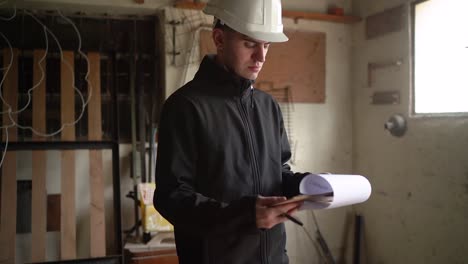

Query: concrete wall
[[351, 0, 468, 263]]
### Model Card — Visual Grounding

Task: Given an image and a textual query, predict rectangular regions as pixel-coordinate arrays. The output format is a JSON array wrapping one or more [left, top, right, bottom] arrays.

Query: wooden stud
[[282, 10, 362, 24], [31, 49, 47, 262], [87, 52, 106, 257], [47, 194, 61, 232], [0, 48, 18, 264], [87, 53, 102, 142], [60, 51, 76, 260], [89, 150, 105, 256], [60, 51, 76, 142]]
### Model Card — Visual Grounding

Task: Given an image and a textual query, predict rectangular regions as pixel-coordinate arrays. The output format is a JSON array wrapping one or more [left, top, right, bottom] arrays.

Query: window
[[412, 0, 468, 114]]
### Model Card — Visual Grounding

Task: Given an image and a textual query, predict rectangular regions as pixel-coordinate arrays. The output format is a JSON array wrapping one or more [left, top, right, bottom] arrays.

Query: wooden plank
[[60, 51, 76, 260], [31, 49, 47, 262], [132, 255, 179, 264], [126, 248, 178, 264], [0, 48, 18, 264], [87, 53, 106, 257], [89, 150, 105, 257], [61, 51, 76, 142], [283, 10, 362, 24], [87, 53, 102, 141], [47, 194, 61, 232]]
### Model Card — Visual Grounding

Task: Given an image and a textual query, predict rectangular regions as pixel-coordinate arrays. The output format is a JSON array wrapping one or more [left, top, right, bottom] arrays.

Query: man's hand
[[255, 196, 302, 229]]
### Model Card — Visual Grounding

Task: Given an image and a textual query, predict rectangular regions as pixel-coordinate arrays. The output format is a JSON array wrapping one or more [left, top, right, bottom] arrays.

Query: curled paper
[[299, 174, 372, 210]]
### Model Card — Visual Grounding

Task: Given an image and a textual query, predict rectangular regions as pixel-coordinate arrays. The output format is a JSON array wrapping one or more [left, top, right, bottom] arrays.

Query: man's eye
[[245, 42, 256, 48]]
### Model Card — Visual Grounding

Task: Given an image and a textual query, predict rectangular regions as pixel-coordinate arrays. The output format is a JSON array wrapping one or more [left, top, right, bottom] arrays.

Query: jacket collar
[[194, 55, 254, 97]]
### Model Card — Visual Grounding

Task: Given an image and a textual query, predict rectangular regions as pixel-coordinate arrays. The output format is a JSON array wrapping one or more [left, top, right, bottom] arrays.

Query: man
[[154, 0, 309, 263]]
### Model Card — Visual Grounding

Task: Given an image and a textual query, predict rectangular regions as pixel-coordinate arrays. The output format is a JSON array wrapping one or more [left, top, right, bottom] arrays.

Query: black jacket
[[154, 55, 307, 264]]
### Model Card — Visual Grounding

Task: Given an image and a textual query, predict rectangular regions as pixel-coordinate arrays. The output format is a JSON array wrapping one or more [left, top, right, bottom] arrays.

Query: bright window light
[[413, 0, 468, 114]]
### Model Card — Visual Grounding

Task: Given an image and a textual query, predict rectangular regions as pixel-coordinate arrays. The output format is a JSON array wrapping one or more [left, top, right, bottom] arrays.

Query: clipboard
[[272, 192, 334, 207]]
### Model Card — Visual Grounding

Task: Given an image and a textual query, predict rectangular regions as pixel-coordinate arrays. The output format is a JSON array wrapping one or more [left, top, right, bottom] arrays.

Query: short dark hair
[[214, 18, 233, 32]]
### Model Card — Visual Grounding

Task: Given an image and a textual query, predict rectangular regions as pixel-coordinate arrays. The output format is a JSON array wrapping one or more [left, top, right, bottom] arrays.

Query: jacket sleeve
[[154, 94, 257, 237], [278, 106, 310, 198]]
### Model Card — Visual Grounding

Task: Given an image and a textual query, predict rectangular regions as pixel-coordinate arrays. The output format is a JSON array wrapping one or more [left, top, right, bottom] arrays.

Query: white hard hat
[[203, 0, 288, 43]]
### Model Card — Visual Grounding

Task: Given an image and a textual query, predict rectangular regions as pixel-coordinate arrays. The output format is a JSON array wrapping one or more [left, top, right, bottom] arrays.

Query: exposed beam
[[282, 10, 361, 24]]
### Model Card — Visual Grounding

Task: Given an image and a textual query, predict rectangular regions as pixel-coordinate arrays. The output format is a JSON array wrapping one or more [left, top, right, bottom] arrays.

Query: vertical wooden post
[[60, 51, 76, 260], [87, 52, 106, 257], [31, 49, 47, 262], [0, 48, 18, 264]]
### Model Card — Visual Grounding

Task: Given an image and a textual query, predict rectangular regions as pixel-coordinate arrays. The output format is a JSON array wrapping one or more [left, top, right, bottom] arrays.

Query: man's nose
[[253, 46, 267, 62]]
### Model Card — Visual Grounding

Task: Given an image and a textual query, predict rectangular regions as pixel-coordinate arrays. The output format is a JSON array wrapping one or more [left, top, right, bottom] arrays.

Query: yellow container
[[139, 183, 174, 232]]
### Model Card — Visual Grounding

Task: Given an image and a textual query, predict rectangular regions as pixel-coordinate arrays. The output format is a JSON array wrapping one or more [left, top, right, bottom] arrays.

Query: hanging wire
[[56, 9, 93, 106], [8, 10, 91, 138], [165, 7, 212, 68], [0, 32, 14, 114], [0, 9, 93, 168], [0, 3, 17, 168], [0, 2, 16, 21], [0, 127, 11, 171], [11, 26, 48, 114], [0, 2, 177, 169]]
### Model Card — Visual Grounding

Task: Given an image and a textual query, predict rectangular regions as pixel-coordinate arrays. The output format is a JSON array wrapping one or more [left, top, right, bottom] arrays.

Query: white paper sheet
[[299, 174, 372, 210]]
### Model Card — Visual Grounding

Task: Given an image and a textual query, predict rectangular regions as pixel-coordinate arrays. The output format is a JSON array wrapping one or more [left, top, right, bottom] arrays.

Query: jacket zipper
[[238, 91, 269, 264], [238, 97, 260, 194]]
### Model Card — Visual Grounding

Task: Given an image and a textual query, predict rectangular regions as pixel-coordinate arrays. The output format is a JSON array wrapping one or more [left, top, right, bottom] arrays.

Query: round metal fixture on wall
[[384, 114, 407, 137]]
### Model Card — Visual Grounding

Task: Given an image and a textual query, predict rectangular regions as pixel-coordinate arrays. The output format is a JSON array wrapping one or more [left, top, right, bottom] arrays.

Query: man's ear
[[212, 28, 224, 51]]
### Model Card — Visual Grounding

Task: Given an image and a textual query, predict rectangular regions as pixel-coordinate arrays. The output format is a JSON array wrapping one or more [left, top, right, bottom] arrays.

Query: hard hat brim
[[243, 31, 289, 43]]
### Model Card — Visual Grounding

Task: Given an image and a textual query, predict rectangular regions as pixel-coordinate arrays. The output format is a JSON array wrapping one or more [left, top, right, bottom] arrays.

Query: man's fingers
[[256, 196, 305, 229], [256, 196, 287, 207], [272, 201, 302, 215]]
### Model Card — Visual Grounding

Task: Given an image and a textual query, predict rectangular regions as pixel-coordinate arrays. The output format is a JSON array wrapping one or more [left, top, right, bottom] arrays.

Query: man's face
[[214, 28, 271, 80]]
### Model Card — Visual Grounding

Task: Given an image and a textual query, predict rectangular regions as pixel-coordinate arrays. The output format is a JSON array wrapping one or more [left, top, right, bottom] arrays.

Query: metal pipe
[[129, 18, 140, 238], [353, 214, 362, 264], [110, 50, 123, 261], [137, 52, 147, 183]]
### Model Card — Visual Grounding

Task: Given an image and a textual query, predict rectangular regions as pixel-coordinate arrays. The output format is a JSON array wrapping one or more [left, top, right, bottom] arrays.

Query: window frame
[[410, 0, 468, 118]]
